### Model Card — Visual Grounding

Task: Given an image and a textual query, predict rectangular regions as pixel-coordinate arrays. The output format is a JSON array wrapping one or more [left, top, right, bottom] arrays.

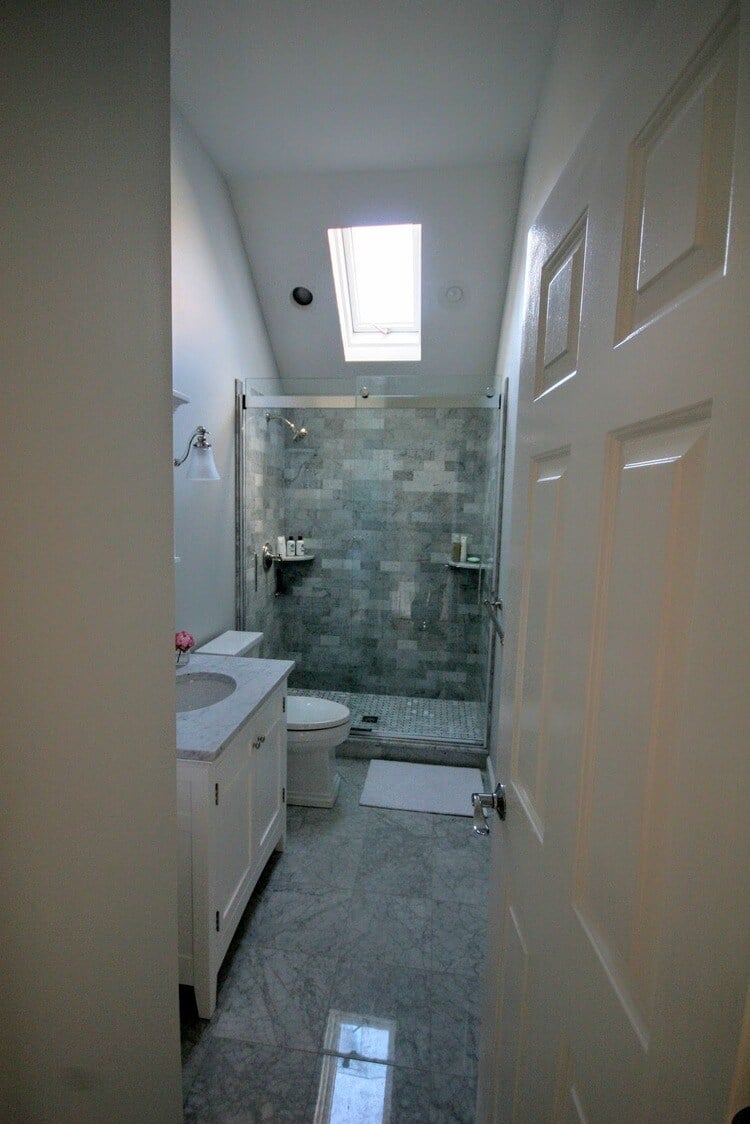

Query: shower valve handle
[[471, 784, 506, 835]]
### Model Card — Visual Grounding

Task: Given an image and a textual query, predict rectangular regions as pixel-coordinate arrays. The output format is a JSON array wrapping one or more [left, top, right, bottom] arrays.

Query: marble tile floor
[[181, 757, 490, 1123], [290, 689, 485, 746]]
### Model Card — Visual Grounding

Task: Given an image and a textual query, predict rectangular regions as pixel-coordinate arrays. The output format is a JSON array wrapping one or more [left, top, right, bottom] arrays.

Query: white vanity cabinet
[[177, 682, 288, 1018]]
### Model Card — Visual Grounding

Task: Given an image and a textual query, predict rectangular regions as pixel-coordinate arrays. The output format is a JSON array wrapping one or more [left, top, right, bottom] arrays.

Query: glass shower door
[[349, 398, 494, 742]]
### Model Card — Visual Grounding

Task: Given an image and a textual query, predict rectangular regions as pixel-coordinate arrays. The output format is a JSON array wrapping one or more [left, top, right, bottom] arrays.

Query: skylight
[[327, 223, 421, 362]]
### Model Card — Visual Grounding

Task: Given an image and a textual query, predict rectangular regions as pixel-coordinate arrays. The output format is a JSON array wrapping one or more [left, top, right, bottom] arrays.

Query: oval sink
[[177, 672, 237, 713]]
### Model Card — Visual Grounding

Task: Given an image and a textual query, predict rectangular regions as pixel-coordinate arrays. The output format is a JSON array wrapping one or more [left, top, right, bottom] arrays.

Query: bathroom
[[9, 2, 749, 1122], [170, 25, 511, 1112]]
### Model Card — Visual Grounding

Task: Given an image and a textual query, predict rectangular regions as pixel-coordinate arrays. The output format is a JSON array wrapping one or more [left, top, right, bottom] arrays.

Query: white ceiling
[[171, 1, 565, 391], [230, 164, 523, 395], [171, 0, 564, 175]]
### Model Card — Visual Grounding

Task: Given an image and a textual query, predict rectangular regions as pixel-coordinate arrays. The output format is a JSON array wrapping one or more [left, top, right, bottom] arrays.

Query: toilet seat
[[286, 696, 350, 732]]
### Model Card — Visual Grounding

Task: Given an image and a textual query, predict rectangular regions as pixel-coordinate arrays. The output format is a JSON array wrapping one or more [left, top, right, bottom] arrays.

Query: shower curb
[[337, 735, 485, 769]]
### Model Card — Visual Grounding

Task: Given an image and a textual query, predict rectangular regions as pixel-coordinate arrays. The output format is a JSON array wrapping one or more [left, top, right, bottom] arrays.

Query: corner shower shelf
[[447, 561, 485, 571], [262, 541, 315, 571]]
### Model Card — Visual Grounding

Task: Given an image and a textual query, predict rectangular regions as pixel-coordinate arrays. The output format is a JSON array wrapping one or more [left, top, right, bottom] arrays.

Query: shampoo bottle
[[286, 533, 296, 557], [296, 534, 305, 556], [277, 535, 286, 558]]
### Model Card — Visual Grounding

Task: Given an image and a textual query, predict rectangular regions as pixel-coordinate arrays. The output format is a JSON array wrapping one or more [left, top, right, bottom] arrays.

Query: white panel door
[[478, 2, 750, 1121]]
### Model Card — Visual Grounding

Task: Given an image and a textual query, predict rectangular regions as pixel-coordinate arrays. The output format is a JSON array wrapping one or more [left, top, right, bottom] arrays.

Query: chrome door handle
[[471, 784, 506, 835]]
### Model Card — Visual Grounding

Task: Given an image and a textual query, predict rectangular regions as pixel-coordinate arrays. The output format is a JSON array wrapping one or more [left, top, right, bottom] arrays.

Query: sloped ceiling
[[171, 0, 564, 393], [230, 164, 523, 395]]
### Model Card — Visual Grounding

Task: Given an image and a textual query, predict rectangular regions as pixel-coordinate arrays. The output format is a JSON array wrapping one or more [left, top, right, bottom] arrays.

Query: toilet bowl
[[193, 633, 351, 808], [286, 695, 351, 807]]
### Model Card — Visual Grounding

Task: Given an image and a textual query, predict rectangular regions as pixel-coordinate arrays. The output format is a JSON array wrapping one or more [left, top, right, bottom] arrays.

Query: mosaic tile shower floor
[[181, 758, 489, 1122], [289, 689, 484, 744]]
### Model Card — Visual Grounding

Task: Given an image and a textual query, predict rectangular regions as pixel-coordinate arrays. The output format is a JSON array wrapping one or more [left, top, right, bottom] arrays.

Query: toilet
[[194, 631, 351, 808], [286, 695, 351, 807]]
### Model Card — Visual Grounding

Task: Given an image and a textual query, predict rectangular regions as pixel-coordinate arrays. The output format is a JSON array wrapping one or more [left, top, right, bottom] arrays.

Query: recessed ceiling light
[[445, 285, 464, 303]]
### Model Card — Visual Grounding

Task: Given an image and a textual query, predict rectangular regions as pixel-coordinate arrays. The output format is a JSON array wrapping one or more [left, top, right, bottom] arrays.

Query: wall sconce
[[174, 425, 221, 481]]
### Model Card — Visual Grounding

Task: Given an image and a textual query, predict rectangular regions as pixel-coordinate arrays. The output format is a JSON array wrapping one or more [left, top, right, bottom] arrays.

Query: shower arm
[[265, 412, 296, 434]]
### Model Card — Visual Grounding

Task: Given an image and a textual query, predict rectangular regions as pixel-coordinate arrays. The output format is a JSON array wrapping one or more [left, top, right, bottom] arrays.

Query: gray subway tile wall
[[243, 404, 498, 705]]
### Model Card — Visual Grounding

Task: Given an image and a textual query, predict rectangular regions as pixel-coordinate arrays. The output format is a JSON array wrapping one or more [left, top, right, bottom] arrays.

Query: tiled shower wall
[[243, 405, 498, 703]]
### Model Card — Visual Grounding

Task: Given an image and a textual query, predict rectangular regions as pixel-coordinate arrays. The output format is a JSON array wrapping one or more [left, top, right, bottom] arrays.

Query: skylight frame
[[327, 223, 422, 362]]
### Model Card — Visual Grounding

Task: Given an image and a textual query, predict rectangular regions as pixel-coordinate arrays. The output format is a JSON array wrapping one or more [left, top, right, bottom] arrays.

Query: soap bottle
[[277, 535, 286, 558], [296, 534, 305, 557], [286, 533, 296, 557]]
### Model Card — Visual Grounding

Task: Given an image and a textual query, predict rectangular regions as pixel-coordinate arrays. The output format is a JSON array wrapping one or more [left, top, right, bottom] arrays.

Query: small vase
[[176, 649, 191, 669]]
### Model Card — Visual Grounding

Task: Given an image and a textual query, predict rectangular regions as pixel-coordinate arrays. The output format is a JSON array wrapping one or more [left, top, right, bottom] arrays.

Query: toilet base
[[287, 743, 341, 807], [287, 769, 341, 808]]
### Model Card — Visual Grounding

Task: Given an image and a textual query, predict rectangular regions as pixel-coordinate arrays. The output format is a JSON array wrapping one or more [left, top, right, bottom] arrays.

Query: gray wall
[[172, 105, 281, 646], [0, 4, 181, 1118], [231, 165, 523, 395], [243, 406, 497, 702]]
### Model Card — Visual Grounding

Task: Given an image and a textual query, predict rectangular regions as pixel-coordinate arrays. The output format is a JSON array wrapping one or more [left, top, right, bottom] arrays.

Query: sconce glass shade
[[186, 443, 221, 481]]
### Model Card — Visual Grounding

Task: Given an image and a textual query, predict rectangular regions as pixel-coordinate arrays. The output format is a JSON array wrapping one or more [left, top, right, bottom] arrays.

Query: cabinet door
[[176, 766, 194, 984], [213, 732, 254, 934], [250, 712, 286, 859]]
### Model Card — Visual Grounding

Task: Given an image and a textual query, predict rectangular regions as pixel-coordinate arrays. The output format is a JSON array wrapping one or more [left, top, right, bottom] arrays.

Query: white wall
[[0, 4, 181, 1120], [231, 164, 524, 395], [488, 0, 656, 766], [171, 105, 280, 646]]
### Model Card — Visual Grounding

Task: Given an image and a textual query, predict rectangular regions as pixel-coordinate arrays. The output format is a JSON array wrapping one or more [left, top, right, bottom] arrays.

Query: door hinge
[[215, 783, 219, 806], [241, 393, 248, 410], [282, 696, 286, 713], [215, 911, 220, 932], [282, 786, 286, 803]]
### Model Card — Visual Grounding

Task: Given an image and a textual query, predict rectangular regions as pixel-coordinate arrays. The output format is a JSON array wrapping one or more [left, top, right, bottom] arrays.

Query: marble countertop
[[176, 654, 294, 762]]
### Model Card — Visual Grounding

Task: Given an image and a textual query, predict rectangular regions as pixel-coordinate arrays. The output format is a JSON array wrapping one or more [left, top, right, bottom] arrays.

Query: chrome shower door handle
[[471, 783, 506, 835]]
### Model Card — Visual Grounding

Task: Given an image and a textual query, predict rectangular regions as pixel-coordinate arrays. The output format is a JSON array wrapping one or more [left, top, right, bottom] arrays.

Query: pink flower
[[175, 630, 195, 653]]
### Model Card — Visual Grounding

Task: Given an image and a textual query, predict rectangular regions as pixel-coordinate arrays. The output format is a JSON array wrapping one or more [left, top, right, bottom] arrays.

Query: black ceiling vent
[[291, 286, 313, 306]]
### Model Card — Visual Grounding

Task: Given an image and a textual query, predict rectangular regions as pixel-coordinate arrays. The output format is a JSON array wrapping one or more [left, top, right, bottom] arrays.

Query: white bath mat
[[359, 760, 483, 817]]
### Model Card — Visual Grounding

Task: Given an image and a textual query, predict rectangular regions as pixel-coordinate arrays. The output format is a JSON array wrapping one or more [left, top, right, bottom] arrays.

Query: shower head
[[265, 412, 308, 441]]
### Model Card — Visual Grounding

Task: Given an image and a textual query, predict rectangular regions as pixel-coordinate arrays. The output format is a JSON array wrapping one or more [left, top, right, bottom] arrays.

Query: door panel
[[479, 2, 750, 1120], [573, 411, 711, 1042], [250, 713, 285, 857], [215, 735, 253, 927], [615, 4, 738, 343], [511, 448, 569, 839]]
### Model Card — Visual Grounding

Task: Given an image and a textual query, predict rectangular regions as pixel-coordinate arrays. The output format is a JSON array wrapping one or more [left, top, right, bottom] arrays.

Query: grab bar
[[483, 598, 504, 645]]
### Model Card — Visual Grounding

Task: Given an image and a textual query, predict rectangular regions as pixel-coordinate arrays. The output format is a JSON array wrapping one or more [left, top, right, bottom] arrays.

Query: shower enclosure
[[236, 384, 503, 754]]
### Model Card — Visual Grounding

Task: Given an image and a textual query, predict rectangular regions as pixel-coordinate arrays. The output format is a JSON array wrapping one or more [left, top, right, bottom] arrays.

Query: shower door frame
[[235, 385, 503, 744]]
